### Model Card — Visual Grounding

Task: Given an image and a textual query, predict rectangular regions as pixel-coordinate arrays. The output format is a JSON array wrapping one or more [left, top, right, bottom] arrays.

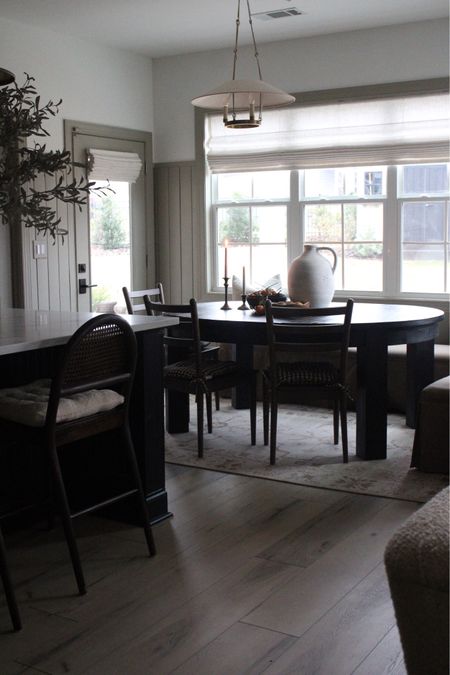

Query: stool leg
[[48, 443, 86, 595], [122, 426, 156, 557], [0, 528, 22, 631]]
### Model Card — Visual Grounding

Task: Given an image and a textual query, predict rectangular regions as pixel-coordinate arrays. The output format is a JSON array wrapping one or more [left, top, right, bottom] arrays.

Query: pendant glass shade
[[191, 0, 294, 128], [0, 68, 15, 87]]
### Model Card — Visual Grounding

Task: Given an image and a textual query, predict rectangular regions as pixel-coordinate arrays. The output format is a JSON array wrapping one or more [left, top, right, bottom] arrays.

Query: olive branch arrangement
[[0, 73, 109, 239]]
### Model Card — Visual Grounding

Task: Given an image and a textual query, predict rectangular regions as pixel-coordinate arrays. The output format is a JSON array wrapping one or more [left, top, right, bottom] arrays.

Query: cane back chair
[[0, 314, 155, 601]]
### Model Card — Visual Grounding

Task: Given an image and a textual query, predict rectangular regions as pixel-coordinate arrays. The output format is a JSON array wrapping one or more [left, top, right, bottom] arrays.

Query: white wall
[[152, 19, 449, 163], [0, 18, 154, 148], [0, 17, 154, 307]]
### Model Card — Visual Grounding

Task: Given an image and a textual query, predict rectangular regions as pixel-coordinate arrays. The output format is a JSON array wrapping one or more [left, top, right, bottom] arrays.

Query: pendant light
[[191, 0, 295, 128]]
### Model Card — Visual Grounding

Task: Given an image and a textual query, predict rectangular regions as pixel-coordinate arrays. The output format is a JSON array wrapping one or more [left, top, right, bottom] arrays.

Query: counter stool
[[0, 314, 156, 603]]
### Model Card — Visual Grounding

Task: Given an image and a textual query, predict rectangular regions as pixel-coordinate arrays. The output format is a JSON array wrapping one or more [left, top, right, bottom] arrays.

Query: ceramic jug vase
[[288, 245, 337, 307]]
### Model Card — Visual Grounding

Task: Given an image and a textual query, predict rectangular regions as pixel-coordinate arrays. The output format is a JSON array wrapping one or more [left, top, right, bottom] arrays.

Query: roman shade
[[205, 91, 450, 172], [87, 149, 143, 182]]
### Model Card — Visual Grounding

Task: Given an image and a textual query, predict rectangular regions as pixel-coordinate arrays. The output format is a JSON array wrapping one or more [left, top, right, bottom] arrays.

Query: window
[[210, 163, 449, 295], [205, 83, 449, 297]]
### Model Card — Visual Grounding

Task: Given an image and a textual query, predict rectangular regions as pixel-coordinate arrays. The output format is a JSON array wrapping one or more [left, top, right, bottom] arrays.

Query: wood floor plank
[[80, 558, 298, 675], [0, 465, 415, 675], [243, 500, 418, 637], [262, 563, 398, 675], [8, 482, 329, 670], [170, 621, 297, 675], [353, 624, 407, 675], [257, 493, 390, 568]]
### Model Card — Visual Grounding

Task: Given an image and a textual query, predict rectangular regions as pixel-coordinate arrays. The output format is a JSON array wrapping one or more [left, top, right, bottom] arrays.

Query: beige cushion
[[232, 273, 282, 301], [411, 376, 450, 473], [0, 379, 124, 427]]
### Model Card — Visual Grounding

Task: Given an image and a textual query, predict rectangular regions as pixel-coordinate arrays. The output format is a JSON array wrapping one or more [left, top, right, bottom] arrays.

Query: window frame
[[209, 164, 449, 298]]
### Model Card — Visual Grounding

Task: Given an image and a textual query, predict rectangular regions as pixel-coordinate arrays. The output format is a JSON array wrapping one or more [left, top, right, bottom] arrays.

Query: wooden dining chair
[[145, 297, 257, 458], [263, 298, 354, 465], [122, 283, 165, 314], [0, 314, 156, 599], [126, 284, 221, 413], [0, 525, 21, 631]]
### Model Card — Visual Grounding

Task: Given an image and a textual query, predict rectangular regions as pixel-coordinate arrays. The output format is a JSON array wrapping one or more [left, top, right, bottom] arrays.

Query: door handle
[[78, 278, 98, 294]]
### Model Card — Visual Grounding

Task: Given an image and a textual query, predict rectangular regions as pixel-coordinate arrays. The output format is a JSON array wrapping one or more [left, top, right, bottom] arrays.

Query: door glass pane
[[89, 180, 131, 311]]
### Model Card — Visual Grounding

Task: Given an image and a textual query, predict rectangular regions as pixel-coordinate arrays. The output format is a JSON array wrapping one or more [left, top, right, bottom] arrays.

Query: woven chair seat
[[165, 359, 241, 382], [269, 361, 340, 387]]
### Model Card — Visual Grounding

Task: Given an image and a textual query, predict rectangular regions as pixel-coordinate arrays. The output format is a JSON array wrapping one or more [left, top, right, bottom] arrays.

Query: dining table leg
[[231, 343, 254, 408], [355, 335, 388, 460]]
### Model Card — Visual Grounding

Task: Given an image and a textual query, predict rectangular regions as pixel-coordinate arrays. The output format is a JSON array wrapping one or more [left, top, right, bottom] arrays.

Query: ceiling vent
[[252, 7, 302, 21]]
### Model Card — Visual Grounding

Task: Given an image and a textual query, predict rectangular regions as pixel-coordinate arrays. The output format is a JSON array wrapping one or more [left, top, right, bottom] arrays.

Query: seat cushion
[[269, 361, 340, 387], [0, 379, 124, 427], [164, 359, 242, 382]]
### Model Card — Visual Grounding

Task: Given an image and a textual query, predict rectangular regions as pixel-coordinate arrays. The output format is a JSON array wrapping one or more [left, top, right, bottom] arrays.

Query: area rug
[[165, 400, 449, 503]]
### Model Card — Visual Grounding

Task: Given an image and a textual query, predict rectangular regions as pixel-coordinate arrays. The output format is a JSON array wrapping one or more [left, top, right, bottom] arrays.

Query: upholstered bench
[[384, 486, 449, 675], [387, 344, 450, 413], [410, 376, 449, 474]]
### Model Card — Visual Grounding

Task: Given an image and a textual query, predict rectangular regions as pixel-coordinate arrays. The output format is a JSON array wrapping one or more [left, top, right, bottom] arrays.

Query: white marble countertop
[[0, 308, 179, 355]]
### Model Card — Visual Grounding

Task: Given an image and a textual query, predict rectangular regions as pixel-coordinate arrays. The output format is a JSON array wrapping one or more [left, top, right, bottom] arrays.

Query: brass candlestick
[[237, 293, 249, 310], [221, 276, 231, 310]]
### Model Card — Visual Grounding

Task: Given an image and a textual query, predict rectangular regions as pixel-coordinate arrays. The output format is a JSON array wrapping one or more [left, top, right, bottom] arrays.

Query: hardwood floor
[[0, 463, 417, 674]]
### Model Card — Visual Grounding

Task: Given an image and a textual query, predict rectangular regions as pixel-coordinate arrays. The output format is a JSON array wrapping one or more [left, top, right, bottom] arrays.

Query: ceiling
[[0, 0, 447, 58]]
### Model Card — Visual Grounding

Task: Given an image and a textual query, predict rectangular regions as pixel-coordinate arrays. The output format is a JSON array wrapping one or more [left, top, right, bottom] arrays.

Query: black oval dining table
[[166, 301, 444, 461]]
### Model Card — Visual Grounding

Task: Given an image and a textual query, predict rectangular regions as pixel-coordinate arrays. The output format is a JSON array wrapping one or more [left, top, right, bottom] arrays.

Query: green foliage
[[0, 73, 109, 239], [218, 191, 261, 244], [307, 204, 341, 241], [91, 195, 126, 249]]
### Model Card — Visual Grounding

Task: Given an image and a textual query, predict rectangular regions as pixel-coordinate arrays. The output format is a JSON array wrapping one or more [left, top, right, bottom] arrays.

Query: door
[[65, 121, 154, 312]]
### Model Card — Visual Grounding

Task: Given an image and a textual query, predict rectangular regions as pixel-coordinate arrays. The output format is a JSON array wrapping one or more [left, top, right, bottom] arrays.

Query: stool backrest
[[47, 314, 137, 425]]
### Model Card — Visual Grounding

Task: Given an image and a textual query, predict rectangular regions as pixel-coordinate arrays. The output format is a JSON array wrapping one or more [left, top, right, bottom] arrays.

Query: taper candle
[[224, 239, 228, 277], [242, 266, 246, 294]]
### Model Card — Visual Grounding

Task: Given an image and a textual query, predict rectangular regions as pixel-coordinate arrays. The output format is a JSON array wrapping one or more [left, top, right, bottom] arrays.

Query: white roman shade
[[206, 92, 450, 172], [87, 149, 143, 182]]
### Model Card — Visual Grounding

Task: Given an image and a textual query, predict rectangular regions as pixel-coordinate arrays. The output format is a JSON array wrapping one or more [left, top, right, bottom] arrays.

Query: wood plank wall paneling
[[21, 170, 76, 311], [154, 162, 198, 303]]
